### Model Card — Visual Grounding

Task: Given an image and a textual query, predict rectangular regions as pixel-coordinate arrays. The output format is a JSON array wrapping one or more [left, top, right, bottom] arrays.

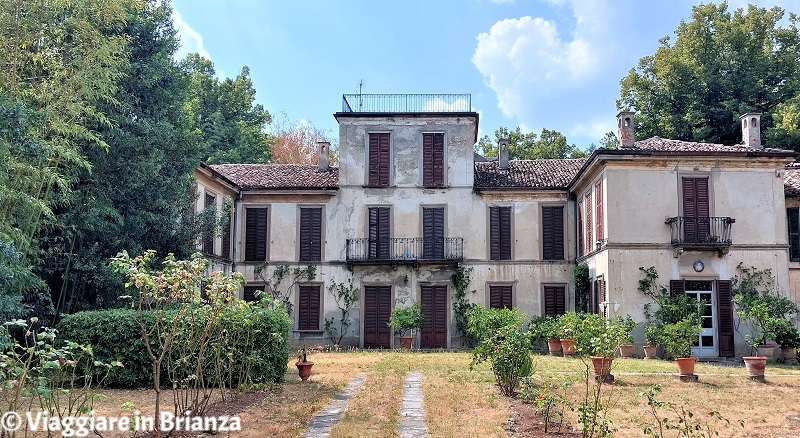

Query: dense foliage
[[732, 263, 798, 351], [618, 4, 800, 150], [467, 307, 532, 396], [476, 126, 586, 159]]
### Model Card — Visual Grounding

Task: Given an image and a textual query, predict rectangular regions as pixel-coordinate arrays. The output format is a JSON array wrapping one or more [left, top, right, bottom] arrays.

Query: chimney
[[317, 141, 330, 171], [617, 111, 635, 148], [740, 113, 762, 149], [498, 138, 509, 170]]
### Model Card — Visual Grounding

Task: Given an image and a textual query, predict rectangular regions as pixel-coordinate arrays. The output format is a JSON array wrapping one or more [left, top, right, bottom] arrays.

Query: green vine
[[254, 263, 317, 314], [574, 263, 591, 313], [324, 278, 359, 346], [451, 266, 477, 347]]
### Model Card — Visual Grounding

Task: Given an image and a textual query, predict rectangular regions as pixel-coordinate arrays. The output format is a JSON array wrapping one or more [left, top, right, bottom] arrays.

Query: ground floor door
[[685, 280, 716, 357], [420, 285, 448, 349], [364, 286, 391, 348]]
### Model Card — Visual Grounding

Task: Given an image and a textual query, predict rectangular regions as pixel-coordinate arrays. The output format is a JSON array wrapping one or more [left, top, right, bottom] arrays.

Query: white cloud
[[171, 7, 211, 61], [569, 119, 615, 143], [472, 0, 612, 122]]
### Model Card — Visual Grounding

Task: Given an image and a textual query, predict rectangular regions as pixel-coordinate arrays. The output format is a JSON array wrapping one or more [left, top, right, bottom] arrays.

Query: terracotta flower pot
[[675, 357, 696, 376], [643, 344, 658, 359], [781, 347, 797, 362], [560, 339, 576, 356], [296, 361, 314, 381], [618, 344, 634, 358], [756, 344, 775, 359], [547, 338, 562, 356], [591, 356, 613, 376], [400, 336, 413, 350], [743, 356, 767, 379]]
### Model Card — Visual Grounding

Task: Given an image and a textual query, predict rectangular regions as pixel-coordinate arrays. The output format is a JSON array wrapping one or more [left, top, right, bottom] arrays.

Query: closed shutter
[[598, 277, 606, 317], [716, 279, 735, 357], [577, 199, 584, 257], [423, 133, 445, 186], [299, 208, 322, 262], [298, 285, 321, 331], [202, 193, 215, 255], [423, 207, 445, 259], [670, 279, 685, 298], [368, 133, 390, 186], [245, 208, 268, 261], [221, 215, 231, 260], [368, 207, 390, 259], [683, 178, 710, 243], [544, 285, 566, 317], [243, 286, 262, 302], [585, 193, 593, 253], [542, 206, 564, 260], [364, 286, 392, 348], [595, 181, 603, 242], [489, 285, 513, 309], [421, 286, 448, 348], [590, 280, 598, 314], [789, 208, 800, 262], [490, 207, 512, 260]]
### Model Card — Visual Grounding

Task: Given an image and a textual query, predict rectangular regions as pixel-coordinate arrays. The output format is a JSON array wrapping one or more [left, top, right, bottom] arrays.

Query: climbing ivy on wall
[[451, 266, 477, 348]]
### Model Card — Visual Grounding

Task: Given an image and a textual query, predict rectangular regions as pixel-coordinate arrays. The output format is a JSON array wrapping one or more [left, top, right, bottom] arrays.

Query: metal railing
[[665, 217, 735, 247], [341, 94, 471, 113], [345, 237, 464, 262]]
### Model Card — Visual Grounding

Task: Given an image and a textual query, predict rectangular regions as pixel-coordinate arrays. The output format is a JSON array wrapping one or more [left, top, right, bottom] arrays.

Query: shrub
[[466, 306, 525, 344], [733, 263, 798, 352], [528, 315, 559, 344], [661, 319, 701, 359], [470, 323, 533, 396], [572, 313, 626, 357], [387, 302, 425, 337]]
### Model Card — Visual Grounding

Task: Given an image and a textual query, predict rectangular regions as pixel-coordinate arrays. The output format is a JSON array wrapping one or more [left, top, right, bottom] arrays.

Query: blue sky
[[170, 0, 797, 152]]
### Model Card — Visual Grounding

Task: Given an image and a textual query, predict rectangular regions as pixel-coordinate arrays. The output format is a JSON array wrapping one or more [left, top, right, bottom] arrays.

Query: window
[[299, 207, 323, 262], [245, 207, 268, 262], [368, 133, 391, 186], [422, 207, 444, 259], [595, 181, 603, 243], [422, 133, 444, 186], [543, 285, 566, 317], [489, 285, 513, 309], [221, 214, 231, 260], [202, 192, 216, 255], [584, 193, 593, 254], [788, 208, 800, 262], [297, 285, 321, 331], [542, 206, 564, 260], [243, 285, 264, 302], [577, 199, 584, 257], [368, 207, 391, 259], [682, 177, 710, 243], [489, 206, 512, 260], [593, 276, 606, 317]]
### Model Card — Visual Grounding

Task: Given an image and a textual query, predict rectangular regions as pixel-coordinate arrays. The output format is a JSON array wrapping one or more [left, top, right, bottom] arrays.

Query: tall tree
[[618, 4, 800, 149], [181, 55, 274, 164], [269, 112, 336, 164], [476, 126, 585, 159]]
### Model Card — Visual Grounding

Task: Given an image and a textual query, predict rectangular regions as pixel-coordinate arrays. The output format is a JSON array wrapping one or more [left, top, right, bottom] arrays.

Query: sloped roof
[[208, 164, 339, 190], [474, 159, 587, 189], [784, 165, 800, 197], [626, 137, 794, 156]]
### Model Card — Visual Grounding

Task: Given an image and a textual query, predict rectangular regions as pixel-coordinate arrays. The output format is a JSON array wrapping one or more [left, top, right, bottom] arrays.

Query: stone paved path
[[397, 371, 431, 438], [301, 372, 366, 438]]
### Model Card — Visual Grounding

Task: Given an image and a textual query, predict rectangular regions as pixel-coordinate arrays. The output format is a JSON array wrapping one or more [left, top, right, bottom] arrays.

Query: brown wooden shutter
[[202, 193, 215, 255], [789, 208, 800, 262], [364, 286, 392, 348], [423, 207, 444, 259], [368, 207, 390, 259], [585, 193, 593, 253], [423, 133, 445, 186], [542, 206, 564, 260], [544, 285, 566, 317], [368, 133, 390, 186], [590, 279, 599, 314], [670, 279, 685, 298], [299, 208, 322, 262], [490, 285, 513, 309], [595, 181, 603, 242], [716, 279, 735, 357], [221, 215, 231, 260], [577, 199, 584, 257], [243, 285, 262, 302], [421, 285, 448, 348], [683, 177, 710, 243], [490, 207, 512, 260], [598, 277, 606, 317], [245, 208, 268, 261], [298, 285, 320, 331], [490, 207, 501, 260]]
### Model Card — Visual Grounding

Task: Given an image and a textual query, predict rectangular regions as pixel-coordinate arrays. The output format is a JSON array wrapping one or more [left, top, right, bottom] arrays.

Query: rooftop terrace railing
[[341, 93, 472, 113]]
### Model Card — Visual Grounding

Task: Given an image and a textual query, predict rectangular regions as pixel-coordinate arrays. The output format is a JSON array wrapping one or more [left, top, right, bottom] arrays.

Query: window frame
[[541, 204, 565, 261], [487, 283, 514, 310], [488, 205, 513, 260], [366, 132, 392, 187], [421, 132, 446, 187], [298, 206, 324, 262], [243, 206, 269, 262], [296, 283, 323, 331]]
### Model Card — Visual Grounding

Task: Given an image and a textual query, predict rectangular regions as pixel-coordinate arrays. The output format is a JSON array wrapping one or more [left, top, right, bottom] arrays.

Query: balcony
[[665, 216, 735, 257], [341, 93, 472, 113], [345, 237, 464, 266]]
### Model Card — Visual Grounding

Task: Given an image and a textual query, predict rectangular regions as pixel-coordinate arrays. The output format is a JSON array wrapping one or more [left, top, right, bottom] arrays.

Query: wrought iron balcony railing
[[665, 216, 734, 255], [345, 237, 464, 263], [341, 93, 472, 113]]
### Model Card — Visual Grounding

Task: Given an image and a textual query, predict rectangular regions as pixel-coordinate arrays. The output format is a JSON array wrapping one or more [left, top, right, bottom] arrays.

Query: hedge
[[57, 301, 292, 389]]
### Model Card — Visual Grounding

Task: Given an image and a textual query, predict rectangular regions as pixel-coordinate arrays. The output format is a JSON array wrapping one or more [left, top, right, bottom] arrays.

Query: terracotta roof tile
[[629, 137, 792, 154], [474, 159, 587, 189], [784, 165, 800, 197], [208, 164, 339, 189]]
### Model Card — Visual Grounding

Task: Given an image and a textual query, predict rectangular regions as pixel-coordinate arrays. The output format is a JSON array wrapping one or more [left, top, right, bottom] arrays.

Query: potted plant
[[643, 324, 661, 359], [556, 312, 583, 356], [296, 346, 314, 381], [388, 302, 425, 349], [661, 317, 701, 378], [573, 313, 625, 381], [528, 315, 561, 355], [616, 315, 636, 358]]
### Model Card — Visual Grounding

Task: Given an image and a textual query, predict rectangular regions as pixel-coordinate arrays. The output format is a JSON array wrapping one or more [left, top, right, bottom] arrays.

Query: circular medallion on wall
[[693, 260, 705, 272]]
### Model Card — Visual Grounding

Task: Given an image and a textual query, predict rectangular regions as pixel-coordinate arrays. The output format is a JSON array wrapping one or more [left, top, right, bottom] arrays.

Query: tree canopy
[[476, 126, 586, 159], [618, 3, 800, 149]]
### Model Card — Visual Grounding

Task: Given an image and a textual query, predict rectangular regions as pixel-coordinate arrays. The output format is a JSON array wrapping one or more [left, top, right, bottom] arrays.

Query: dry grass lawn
[[85, 351, 800, 437]]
